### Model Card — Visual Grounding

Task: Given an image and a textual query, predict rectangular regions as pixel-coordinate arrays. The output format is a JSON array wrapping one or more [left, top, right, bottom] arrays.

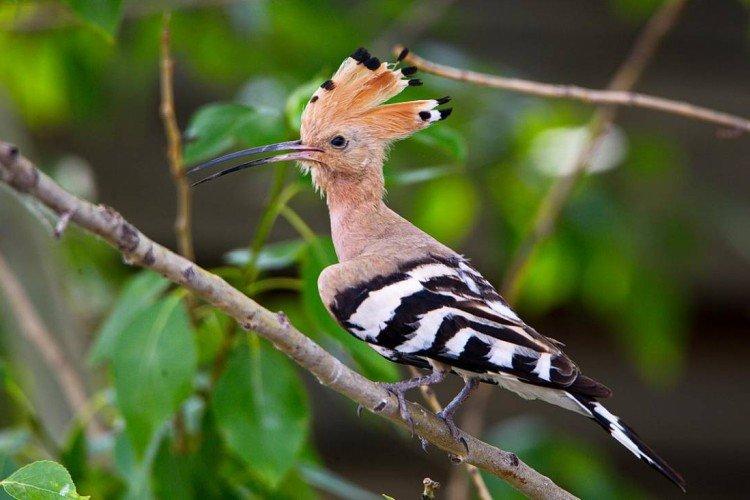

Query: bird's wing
[[330, 254, 609, 397]]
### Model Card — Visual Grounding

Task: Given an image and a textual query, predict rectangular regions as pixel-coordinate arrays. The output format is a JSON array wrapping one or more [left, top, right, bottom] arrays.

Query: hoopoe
[[190, 47, 685, 491]]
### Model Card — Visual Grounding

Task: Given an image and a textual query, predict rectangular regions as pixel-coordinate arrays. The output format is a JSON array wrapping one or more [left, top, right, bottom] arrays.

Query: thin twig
[[407, 368, 494, 500], [160, 12, 194, 263], [422, 477, 440, 499], [502, 0, 688, 301], [393, 43, 748, 134], [160, 12, 194, 453], [441, 4, 687, 498], [0, 251, 93, 430], [0, 142, 577, 500]]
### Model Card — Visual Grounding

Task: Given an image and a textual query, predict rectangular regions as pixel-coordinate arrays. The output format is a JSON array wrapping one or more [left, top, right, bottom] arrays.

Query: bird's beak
[[187, 139, 322, 187]]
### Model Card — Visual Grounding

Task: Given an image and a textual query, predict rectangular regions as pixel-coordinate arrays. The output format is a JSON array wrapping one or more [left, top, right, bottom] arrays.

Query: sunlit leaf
[[0, 430, 28, 500], [285, 77, 323, 131], [112, 294, 197, 456], [516, 237, 579, 315], [63, 0, 123, 39], [184, 103, 255, 165], [619, 275, 686, 385], [1, 461, 88, 499], [412, 125, 467, 163], [89, 270, 170, 365], [224, 239, 307, 270], [410, 176, 479, 247], [300, 239, 400, 382], [183, 102, 285, 166], [213, 338, 309, 489]]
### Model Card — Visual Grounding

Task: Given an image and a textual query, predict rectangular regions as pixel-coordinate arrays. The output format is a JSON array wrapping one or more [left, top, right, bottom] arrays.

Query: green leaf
[[60, 426, 86, 486], [412, 125, 467, 163], [183, 102, 285, 165], [285, 77, 323, 131], [410, 176, 479, 247], [483, 417, 644, 499], [1, 461, 88, 499], [300, 239, 400, 382], [0, 430, 28, 500], [89, 270, 170, 365], [224, 239, 307, 270], [298, 464, 381, 500], [151, 439, 194, 500], [63, 0, 123, 39], [212, 338, 309, 489], [196, 310, 230, 366], [385, 165, 459, 188], [112, 294, 197, 456]]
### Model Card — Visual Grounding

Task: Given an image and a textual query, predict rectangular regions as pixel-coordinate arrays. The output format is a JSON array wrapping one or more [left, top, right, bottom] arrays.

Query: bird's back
[[318, 209, 612, 412]]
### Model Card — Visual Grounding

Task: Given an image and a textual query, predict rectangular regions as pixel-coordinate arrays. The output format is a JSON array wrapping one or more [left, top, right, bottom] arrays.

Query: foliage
[[0, 0, 718, 497], [1, 461, 86, 500]]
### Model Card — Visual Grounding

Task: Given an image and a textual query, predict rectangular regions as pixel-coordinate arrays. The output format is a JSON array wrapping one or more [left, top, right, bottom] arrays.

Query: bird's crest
[[301, 47, 451, 141]]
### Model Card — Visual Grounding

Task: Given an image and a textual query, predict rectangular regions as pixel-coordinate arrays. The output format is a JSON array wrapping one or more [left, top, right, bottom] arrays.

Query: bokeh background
[[0, 0, 748, 498]]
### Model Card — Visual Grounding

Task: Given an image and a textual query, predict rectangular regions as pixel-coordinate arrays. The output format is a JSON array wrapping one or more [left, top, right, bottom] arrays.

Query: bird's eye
[[330, 135, 348, 149]]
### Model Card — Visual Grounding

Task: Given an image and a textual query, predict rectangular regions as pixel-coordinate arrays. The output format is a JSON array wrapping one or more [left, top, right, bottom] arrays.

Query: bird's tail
[[568, 393, 686, 492]]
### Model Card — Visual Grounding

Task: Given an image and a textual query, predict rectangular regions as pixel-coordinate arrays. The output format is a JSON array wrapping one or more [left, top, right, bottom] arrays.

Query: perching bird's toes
[[436, 410, 469, 454], [379, 382, 416, 435]]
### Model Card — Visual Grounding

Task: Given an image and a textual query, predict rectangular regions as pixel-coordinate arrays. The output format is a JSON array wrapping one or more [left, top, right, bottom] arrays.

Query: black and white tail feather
[[329, 254, 686, 491], [569, 393, 686, 491]]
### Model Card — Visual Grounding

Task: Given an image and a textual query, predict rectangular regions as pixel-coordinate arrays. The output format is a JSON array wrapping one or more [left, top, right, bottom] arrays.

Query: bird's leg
[[437, 378, 479, 445], [368, 369, 446, 434]]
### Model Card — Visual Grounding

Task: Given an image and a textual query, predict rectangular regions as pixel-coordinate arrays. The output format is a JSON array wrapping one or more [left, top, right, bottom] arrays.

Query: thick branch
[[393, 42, 748, 134], [0, 142, 577, 500]]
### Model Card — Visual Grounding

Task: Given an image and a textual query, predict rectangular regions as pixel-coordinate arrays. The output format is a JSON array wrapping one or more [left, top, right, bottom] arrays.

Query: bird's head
[[189, 47, 451, 197]]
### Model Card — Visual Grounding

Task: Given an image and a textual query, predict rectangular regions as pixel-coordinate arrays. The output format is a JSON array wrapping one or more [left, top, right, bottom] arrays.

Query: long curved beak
[[187, 139, 322, 187]]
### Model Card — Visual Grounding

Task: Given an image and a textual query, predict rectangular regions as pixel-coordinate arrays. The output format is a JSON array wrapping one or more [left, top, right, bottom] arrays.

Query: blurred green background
[[0, 0, 748, 498]]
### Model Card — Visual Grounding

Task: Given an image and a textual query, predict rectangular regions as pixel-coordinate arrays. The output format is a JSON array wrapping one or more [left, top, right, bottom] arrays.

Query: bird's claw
[[377, 382, 416, 436], [419, 436, 430, 453], [436, 410, 469, 455]]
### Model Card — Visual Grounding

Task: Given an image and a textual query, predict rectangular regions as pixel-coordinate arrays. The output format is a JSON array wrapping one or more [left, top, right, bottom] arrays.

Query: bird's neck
[[324, 172, 397, 262]]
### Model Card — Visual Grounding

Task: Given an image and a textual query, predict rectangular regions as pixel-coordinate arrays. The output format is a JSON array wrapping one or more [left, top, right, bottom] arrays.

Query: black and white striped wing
[[330, 255, 608, 397]]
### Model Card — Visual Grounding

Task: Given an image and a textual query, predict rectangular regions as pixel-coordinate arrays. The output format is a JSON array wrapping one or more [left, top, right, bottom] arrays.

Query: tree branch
[[0, 142, 577, 500], [160, 12, 194, 263], [393, 27, 748, 134], [408, 366, 493, 500], [0, 251, 90, 427], [501, 0, 687, 301]]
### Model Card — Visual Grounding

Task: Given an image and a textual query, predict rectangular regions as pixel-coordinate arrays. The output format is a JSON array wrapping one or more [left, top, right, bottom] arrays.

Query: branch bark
[[0, 251, 89, 423], [159, 12, 194, 263], [0, 142, 578, 500], [393, 27, 748, 134]]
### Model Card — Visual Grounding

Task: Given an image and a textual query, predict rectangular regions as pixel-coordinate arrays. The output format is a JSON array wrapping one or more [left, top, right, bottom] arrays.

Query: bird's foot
[[379, 381, 415, 435], [436, 410, 469, 455]]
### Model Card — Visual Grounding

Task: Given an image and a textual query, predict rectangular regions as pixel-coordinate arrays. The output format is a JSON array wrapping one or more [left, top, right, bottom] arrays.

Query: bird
[[189, 47, 686, 491]]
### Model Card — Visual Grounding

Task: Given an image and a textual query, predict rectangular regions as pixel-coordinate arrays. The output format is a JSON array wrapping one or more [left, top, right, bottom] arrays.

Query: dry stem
[[0, 252, 91, 426], [160, 12, 194, 263]]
